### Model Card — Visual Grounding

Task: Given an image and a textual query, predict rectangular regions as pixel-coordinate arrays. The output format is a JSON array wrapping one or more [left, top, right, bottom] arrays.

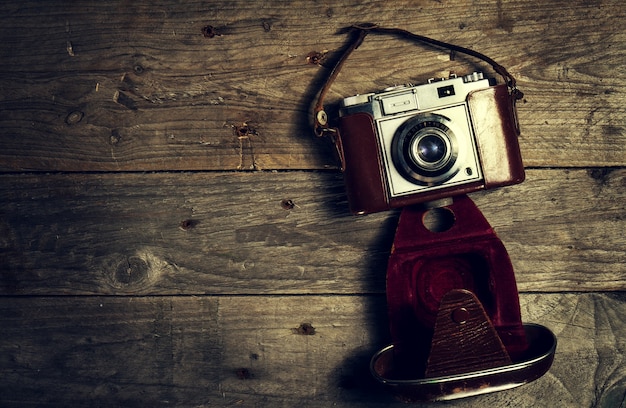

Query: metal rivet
[[316, 110, 328, 126], [452, 307, 470, 324]]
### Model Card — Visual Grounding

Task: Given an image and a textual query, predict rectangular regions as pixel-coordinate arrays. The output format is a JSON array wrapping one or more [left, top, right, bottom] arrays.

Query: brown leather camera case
[[337, 84, 525, 215]]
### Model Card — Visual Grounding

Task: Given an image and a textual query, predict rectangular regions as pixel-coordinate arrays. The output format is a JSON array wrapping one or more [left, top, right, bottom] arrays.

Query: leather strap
[[313, 23, 524, 138]]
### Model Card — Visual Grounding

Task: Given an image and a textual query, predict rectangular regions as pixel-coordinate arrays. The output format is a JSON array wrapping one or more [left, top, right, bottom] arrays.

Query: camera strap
[[313, 23, 524, 138]]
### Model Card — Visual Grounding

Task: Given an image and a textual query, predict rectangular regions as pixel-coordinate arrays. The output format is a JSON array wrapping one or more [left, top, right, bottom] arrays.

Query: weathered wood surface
[[0, 0, 624, 171], [1, 169, 624, 296], [1, 294, 624, 407], [1, 0, 625, 406]]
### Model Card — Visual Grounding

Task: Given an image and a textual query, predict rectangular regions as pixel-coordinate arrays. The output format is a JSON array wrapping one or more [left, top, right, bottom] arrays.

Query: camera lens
[[391, 114, 460, 186], [407, 129, 452, 172], [416, 134, 447, 164]]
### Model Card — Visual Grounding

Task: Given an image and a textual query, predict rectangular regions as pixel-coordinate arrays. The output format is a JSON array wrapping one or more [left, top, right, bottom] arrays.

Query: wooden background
[[0, 0, 624, 406]]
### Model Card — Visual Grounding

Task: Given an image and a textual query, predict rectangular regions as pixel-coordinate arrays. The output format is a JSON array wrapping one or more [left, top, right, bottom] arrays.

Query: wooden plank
[[1, 169, 624, 295], [0, 293, 624, 407], [0, 0, 624, 171], [0, 2, 623, 408]]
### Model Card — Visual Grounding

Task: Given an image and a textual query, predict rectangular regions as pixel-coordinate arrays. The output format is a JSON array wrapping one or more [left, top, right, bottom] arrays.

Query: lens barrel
[[392, 114, 460, 186]]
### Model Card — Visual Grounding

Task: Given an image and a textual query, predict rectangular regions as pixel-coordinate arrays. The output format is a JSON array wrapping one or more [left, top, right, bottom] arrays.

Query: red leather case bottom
[[386, 195, 528, 378]]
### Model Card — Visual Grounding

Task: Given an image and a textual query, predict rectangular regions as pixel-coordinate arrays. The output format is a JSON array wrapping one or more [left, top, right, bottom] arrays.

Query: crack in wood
[[233, 122, 260, 170]]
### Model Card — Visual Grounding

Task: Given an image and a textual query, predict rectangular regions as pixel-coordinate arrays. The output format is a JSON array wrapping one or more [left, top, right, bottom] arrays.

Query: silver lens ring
[[391, 114, 460, 186]]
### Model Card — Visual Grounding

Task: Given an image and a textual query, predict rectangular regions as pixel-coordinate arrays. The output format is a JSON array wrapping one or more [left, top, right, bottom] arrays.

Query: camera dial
[[392, 114, 460, 186]]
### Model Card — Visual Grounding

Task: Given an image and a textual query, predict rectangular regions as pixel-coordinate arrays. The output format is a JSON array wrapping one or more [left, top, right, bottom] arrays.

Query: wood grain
[[0, 1, 624, 406], [1, 169, 624, 296], [0, 0, 624, 171], [0, 293, 624, 407]]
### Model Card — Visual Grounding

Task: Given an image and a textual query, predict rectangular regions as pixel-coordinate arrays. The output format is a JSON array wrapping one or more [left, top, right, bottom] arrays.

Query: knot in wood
[[202, 25, 221, 38], [306, 51, 326, 65], [293, 322, 316, 335], [133, 64, 144, 75], [179, 219, 198, 231], [280, 199, 295, 210], [109, 130, 121, 145], [115, 256, 148, 285], [235, 367, 252, 379], [65, 110, 84, 125], [236, 125, 250, 137], [233, 123, 256, 138]]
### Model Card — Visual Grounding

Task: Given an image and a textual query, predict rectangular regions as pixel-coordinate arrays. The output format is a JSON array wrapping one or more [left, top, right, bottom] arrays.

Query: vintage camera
[[337, 72, 524, 214]]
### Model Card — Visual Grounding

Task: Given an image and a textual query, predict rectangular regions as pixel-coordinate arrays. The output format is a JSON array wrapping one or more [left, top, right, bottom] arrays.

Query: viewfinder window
[[437, 85, 455, 98]]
